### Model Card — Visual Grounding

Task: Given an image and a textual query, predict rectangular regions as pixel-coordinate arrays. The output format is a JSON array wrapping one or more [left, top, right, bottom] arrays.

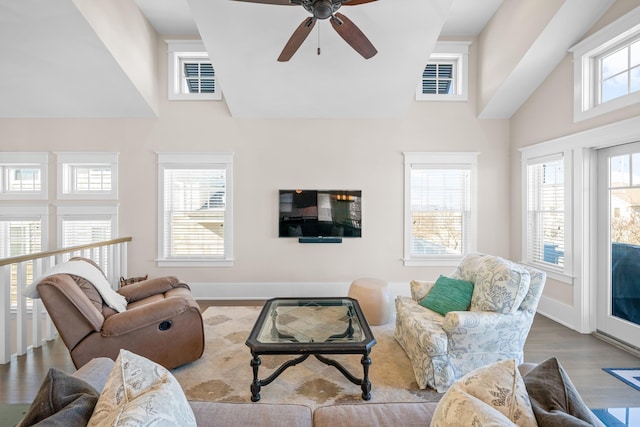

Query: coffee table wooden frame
[[245, 297, 377, 402]]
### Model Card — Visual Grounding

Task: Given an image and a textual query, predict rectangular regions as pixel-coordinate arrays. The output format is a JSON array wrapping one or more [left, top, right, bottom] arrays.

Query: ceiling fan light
[[313, 0, 334, 19]]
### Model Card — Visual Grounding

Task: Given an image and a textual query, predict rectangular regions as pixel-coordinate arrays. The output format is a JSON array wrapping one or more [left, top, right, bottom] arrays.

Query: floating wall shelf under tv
[[279, 189, 362, 243]]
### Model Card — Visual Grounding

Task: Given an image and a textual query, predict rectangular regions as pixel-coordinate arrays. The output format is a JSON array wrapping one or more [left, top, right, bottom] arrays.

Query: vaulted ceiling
[[0, 0, 615, 119]]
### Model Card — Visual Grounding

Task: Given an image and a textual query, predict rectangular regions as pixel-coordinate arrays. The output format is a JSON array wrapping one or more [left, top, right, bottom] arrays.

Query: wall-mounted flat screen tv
[[279, 190, 362, 238]]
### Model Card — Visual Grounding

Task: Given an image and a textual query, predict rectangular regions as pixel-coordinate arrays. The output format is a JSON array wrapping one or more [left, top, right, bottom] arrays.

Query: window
[[0, 152, 48, 200], [416, 41, 470, 102], [0, 205, 48, 310], [166, 40, 222, 101], [525, 155, 565, 269], [570, 6, 640, 121], [57, 152, 118, 199], [57, 206, 117, 247], [157, 153, 233, 267], [403, 152, 478, 266], [598, 37, 640, 104]]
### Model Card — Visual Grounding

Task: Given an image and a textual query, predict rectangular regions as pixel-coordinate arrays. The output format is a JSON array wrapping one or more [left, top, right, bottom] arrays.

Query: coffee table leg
[[250, 353, 261, 402], [361, 352, 372, 400]]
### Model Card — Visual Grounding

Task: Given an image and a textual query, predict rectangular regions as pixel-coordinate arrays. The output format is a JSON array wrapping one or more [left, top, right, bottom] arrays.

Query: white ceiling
[[0, 0, 614, 119], [133, 0, 504, 118], [133, 0, 503, 38]]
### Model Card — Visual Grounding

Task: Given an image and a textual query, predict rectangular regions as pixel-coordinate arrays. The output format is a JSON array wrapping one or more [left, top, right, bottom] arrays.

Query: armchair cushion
[[453, 253, 531, 314], [418, 275, 474, 316], [409, 280, 435, 301]]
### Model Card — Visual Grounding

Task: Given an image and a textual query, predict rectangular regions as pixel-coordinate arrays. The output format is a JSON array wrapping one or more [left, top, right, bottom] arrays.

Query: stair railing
[[0, 237, 132, 364]]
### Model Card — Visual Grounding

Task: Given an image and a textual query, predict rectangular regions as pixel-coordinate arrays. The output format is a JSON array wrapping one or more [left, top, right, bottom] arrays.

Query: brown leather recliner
[[36, 261, 205, 370]]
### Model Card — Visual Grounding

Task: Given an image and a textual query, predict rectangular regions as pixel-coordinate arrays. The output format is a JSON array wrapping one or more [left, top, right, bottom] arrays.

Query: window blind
[[0, 219, 42, 310], [410, 167, 470, 256], [527, 156, 565, 267], [163, 167, 226, 258], [62, 219, 112, 247]]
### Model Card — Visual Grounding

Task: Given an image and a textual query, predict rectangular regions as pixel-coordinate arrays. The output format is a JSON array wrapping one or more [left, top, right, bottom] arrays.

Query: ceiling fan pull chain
[[317, 24, 321, 55]]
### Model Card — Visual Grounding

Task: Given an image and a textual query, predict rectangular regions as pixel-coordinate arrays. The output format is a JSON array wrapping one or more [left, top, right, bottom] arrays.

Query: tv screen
[[279, 190, 362, 238]]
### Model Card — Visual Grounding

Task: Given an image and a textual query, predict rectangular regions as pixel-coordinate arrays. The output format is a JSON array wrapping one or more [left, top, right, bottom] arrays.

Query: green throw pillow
[[419, 275, 474, 315]]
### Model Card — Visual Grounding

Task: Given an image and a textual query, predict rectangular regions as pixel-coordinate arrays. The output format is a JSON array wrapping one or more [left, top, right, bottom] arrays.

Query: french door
[[597, 142, 640, 348]]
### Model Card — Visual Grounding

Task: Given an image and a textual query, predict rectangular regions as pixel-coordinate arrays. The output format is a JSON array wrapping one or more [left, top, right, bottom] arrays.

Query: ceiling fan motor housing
[[303, 0, 341, 19]]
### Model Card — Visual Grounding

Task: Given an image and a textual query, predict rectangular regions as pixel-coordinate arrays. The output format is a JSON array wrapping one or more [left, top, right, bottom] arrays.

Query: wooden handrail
[[0, 237, 132, 267]]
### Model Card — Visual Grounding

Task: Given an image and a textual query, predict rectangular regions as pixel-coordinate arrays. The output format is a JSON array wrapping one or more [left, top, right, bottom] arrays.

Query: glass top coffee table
[[245, 297, 377, 402]]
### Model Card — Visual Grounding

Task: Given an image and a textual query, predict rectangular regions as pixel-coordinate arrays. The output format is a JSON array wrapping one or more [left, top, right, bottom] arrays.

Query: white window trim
[[522, 152, 574, 284], [56, 152, 118, 200], [157, 152, 234, 267], [403, 151, 478, 267], [519, 115, 640, 333], [56, 205, 118, 248], [166, 40, 222, 101], [0, 152, 48, 200], [570, 6, 640, 122], [416, 41, 470, 102]]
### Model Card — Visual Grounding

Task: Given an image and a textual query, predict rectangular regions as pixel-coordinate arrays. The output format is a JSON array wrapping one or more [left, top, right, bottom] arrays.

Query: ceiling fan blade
[[342, 0, 378, 5], [232, 0, 297, 5], [278, 17, 317, 62], [330, 13, 377, 59]]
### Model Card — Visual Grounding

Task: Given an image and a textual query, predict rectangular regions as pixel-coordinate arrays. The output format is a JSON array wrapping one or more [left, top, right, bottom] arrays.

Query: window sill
[[521, 261, 574, 285], [156, 258, 233, 268], [403, 258, 461, 267]]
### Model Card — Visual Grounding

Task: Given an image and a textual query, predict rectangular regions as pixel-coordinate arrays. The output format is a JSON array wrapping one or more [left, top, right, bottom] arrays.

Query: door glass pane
[[610, 154, 640, 327]]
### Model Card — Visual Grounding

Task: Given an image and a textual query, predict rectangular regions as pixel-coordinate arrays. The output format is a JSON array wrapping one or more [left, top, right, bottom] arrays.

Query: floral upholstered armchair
[[395, 252, 546, 393]]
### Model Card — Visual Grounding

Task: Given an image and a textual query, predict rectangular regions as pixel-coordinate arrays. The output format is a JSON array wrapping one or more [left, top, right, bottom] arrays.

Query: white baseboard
[[189, 281, 411, 301], [536, 295, 578, 331]]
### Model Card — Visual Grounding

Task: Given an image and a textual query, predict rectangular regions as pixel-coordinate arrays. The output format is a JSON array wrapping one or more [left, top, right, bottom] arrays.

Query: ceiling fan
[[233, 0, 378, 61]]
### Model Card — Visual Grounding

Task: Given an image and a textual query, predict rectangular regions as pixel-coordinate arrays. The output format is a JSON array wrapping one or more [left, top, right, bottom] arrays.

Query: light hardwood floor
[[1, 308, 639, 409]]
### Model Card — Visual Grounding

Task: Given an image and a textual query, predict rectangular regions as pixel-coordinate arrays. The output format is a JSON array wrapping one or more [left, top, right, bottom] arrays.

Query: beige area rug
[[172, 306, 443, 410]]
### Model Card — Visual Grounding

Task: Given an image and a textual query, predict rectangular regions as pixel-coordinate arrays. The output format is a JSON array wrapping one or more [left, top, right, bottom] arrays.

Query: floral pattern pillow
[[452, 253, 531, 313], [88, 349, 196, 427], [431, 359, 537, 427]]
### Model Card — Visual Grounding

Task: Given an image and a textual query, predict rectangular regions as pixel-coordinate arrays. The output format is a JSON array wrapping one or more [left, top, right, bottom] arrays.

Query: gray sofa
[[26, 357, 601, 427]]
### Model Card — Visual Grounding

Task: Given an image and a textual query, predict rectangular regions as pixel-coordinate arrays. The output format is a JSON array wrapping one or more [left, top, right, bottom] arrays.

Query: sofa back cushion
[[452, 252, 531, 314]]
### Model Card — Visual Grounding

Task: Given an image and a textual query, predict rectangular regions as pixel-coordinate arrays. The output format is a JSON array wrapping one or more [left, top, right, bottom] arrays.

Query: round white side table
[[348, 278, 392, 326]]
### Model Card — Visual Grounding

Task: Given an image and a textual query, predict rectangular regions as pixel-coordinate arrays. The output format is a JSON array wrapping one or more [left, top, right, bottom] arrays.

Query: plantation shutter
[[6, 166, 41, 192], [183, 61, 215, 94], [526, 154, 565, 267], [163, 167, 226, 258], [410, 165, 470, 256], [66, 165, 112, 192], [421, 62, 454, 95]]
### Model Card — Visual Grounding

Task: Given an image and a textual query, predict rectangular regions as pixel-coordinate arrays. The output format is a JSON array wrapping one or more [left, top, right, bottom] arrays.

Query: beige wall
[[510, 1, 640, 310], [0, 39, 510, 297]]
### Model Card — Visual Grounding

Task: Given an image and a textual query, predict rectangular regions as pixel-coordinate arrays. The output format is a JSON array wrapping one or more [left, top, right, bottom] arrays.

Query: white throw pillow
[[431, 359, 537, 427], [88, 349, 196, 427], [431, 386, 517, 427], [23, 259, 127, 313]]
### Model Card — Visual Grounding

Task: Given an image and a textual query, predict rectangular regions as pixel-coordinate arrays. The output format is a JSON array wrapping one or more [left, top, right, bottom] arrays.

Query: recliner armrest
[[101, 296, 192, 336], [117, 276, 190, 302]]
